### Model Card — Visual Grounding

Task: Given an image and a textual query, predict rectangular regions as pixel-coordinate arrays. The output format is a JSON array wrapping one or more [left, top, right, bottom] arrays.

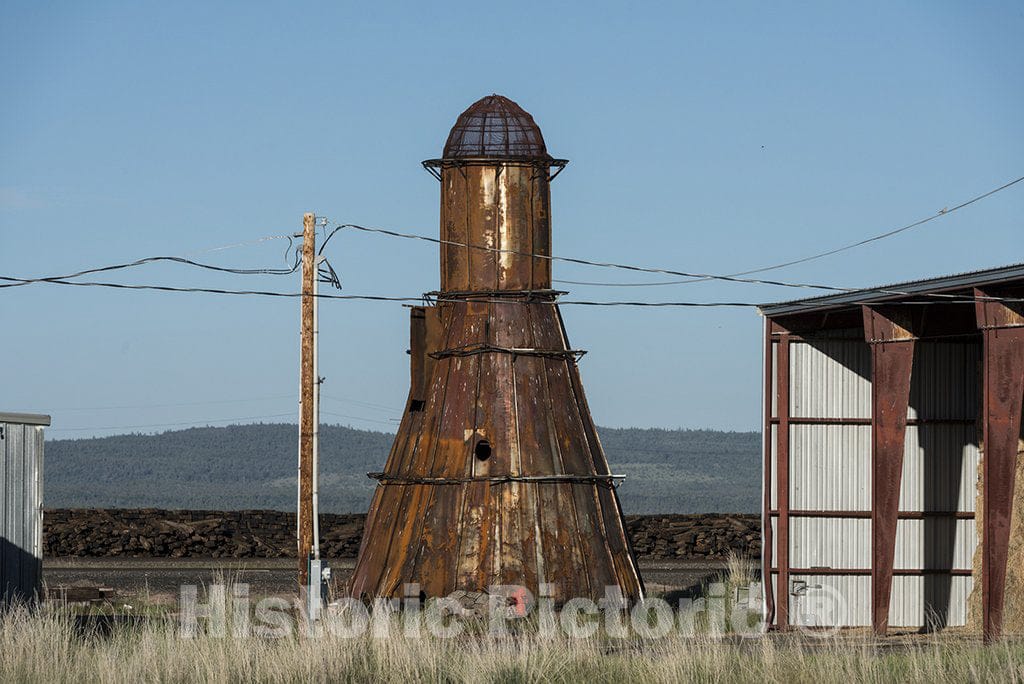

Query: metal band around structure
[[430, 344, 586, 360], [367, 473, 625, 485]]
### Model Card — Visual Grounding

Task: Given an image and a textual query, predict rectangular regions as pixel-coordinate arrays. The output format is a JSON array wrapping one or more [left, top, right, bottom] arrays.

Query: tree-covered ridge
[[45, 423, 759, 514]]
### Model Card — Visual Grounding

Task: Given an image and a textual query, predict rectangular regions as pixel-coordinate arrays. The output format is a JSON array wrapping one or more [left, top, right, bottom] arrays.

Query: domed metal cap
[[442, 94, 550, 160]]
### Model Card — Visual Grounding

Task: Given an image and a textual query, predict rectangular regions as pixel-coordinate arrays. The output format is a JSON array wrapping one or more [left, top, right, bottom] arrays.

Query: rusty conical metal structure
[[349, 95, 644, 602]]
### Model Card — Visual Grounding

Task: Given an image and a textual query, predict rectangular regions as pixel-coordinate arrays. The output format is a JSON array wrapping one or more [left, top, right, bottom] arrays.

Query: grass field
[[2, 603, 1023, 683]]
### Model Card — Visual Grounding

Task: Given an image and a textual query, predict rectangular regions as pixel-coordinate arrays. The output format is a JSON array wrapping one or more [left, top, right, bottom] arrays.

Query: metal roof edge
[[0, 412, 52, 426], [758, 262, 1024, 318]]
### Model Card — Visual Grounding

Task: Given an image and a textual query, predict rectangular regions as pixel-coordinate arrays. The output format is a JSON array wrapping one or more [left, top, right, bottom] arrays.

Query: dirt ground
[[43, 557, 732, 605]]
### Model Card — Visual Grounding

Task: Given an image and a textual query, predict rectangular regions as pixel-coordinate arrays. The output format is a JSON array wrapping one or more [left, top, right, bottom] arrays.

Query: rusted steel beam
[[778, 301, 979, 338], [862, 304, 917, 636], [762, 318, 776, 628], [768, 417, 974, 426], [780, 568, 973, 576], [768, 510, 975, 519], [974, 287, 1024, 643], [776, 333, 791, 630]]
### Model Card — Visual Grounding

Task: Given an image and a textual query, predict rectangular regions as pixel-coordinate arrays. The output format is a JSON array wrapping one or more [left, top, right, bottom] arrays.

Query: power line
[[46, 407, 403, 433], [25, 393, 297, 412], [331, 224, 854, 293], [0, 253, 302, 290], [321, 410, 400, 426], [329, 223, 1017, 303], [0, 275, 426, 302], [334, 172, 1023, 289], [321, 394, 400, 414], [47, 412, 299, 433], [555, 174, 1024, 286], [179, 233, 295, 257], [2, 274, 1018, 309], [727, 173, 1024, 278]]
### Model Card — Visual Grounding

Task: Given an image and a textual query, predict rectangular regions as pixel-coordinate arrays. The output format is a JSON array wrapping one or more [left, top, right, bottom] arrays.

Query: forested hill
[[45, 424, 759, 514]]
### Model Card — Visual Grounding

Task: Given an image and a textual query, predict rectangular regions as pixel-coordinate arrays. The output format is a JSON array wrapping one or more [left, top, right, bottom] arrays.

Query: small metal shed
[[1, 412, 50, 606], [758, 264, 1024, 640]]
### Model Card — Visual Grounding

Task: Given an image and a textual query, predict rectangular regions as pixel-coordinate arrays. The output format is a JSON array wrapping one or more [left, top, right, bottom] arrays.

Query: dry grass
[[2, 602, 1023, 683]]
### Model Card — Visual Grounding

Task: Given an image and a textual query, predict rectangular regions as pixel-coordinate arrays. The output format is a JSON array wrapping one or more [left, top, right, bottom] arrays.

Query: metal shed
[[1, 412, 49, 606], [758, 264, 1024, 640]]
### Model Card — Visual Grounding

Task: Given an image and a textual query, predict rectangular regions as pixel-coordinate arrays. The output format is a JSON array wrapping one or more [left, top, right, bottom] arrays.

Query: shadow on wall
[[811, 338, 978, 631], [1, 535, 42, 606]]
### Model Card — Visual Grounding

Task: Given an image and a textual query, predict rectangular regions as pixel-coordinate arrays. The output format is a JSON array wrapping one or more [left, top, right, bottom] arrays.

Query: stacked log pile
[[43, 509, 363, 559], [44, 509, 759, 560], [624, 514, 760, 559]]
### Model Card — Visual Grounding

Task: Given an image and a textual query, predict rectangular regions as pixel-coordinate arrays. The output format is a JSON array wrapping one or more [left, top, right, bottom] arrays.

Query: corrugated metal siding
[[790, 339, 871, 419], [889, 576, 974, 628], [791, 518, 974, 571], [768, 331, 981, 629], [789, 574, 869, 628], [907, 342, 979, 419], [791, 518, 869, 569], [900, 425, 979, 512], [786, 574, 975, 628], [790, 424, 871, 509], [1, 420, 44, 605], [893, 519, 976, 570]]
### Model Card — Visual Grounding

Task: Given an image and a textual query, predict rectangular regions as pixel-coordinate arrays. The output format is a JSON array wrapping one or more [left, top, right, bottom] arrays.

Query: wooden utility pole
[[298, 212, 316, 586]]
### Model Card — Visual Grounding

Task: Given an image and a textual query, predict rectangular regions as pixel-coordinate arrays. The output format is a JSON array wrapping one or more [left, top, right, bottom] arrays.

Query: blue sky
[[2, 2, 1022, 438]]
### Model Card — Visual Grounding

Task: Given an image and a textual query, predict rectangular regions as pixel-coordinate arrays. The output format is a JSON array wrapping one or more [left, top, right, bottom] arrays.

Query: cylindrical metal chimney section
[[430, 95, 559, 293]]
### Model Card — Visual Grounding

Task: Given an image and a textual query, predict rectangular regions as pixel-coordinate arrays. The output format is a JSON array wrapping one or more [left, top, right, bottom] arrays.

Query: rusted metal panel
[[350, 95, 642, 602], [863, 305, 920, 635], [409, 307, 427, 406], [440, 163, 553, 293], [974, 287, 1024, 642]]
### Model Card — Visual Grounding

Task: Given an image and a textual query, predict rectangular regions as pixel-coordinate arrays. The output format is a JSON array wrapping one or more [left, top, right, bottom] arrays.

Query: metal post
[[974, 287, 1024, 643], [312, 254, 322, 562], [862, 305, 917, 636], [298, 212, 315, 586], [762, 318, 776, 628], [776, 331, 791, 630]]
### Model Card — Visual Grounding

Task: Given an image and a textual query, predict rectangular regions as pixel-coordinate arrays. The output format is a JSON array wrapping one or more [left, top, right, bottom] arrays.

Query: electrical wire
[[0, 253, 302, 290], [543, 174, 1024, 287], [47, 408, 400, 433], [321, 394, 401, 414], [331, 173, 1023, 290], [320, 410, 400, 425], [0, 275, 426, 302], [179, 233, 296, 256], [47, 412, 299, 433], [4, 274, 1016, 309], [328, 223, 1017, 302], [26, 393, 297, 412], [329, 224, 849, 292], [727, 173, 1024, 278]]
